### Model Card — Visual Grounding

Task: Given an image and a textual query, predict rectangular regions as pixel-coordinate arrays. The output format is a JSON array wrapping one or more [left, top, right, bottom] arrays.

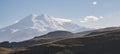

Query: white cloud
[[52, 18, 72, 22], [80, 16, 103, 23], [14, 20, 20, 23], [92, 1, 97, 5], [99, 16, 103, 19], [52, 18, 72, 25]]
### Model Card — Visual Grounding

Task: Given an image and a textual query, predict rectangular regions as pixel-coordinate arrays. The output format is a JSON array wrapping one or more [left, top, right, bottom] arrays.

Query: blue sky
[[0, 0, 120, 28]]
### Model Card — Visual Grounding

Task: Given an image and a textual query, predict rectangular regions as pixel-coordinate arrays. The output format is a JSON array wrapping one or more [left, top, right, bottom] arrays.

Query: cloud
[[52, 18, 72, 22], [80, 16, 103, 23], [14, 20, 20, 23], [52, 18, 72, 25], [92, 1, 97, 5]]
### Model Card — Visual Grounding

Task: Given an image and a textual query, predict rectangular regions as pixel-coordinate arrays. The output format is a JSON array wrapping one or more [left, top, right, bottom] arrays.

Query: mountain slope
[[0, 31, 82, 48], [10, 27, 120, 54], [0, 14, 90, 42]]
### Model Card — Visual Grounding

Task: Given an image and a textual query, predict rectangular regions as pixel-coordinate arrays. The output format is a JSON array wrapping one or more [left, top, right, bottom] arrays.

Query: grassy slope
[[10, 29, 120, 54], [0, 47, 13, 54]]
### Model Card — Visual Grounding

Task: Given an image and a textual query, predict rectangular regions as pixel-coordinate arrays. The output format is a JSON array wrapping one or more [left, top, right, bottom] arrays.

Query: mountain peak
[[17, 14, 37, 23], [39, 14, 50, 19], [28, 13, 37, 19], [0, 13, 91, 42], [41, 14, 48, 17], [35, 14, 51, 21]]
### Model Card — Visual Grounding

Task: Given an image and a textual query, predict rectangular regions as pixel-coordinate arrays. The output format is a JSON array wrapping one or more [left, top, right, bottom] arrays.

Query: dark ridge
[[10, 28, 120, 54]]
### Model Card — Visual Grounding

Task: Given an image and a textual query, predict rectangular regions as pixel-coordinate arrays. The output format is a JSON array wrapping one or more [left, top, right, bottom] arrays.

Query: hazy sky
[[0, 0, 120, 28]]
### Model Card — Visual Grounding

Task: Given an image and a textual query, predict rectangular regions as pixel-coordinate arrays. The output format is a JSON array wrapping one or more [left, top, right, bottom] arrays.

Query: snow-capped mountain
[[0, 14, 90, 42]]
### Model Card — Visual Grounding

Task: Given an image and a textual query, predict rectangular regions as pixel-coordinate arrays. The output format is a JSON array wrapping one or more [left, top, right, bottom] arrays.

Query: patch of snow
[[11, 29, 19, 33], [0, 30, 6, 32], [0, 14, 91, 42]]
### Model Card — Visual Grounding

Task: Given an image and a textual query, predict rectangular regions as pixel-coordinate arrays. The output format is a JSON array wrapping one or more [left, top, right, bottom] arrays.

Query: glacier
[[0, 14, 90, 42]]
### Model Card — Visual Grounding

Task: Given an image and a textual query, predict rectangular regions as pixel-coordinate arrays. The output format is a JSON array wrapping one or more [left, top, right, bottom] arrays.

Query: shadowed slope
[[11, 28, 120, 54]]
